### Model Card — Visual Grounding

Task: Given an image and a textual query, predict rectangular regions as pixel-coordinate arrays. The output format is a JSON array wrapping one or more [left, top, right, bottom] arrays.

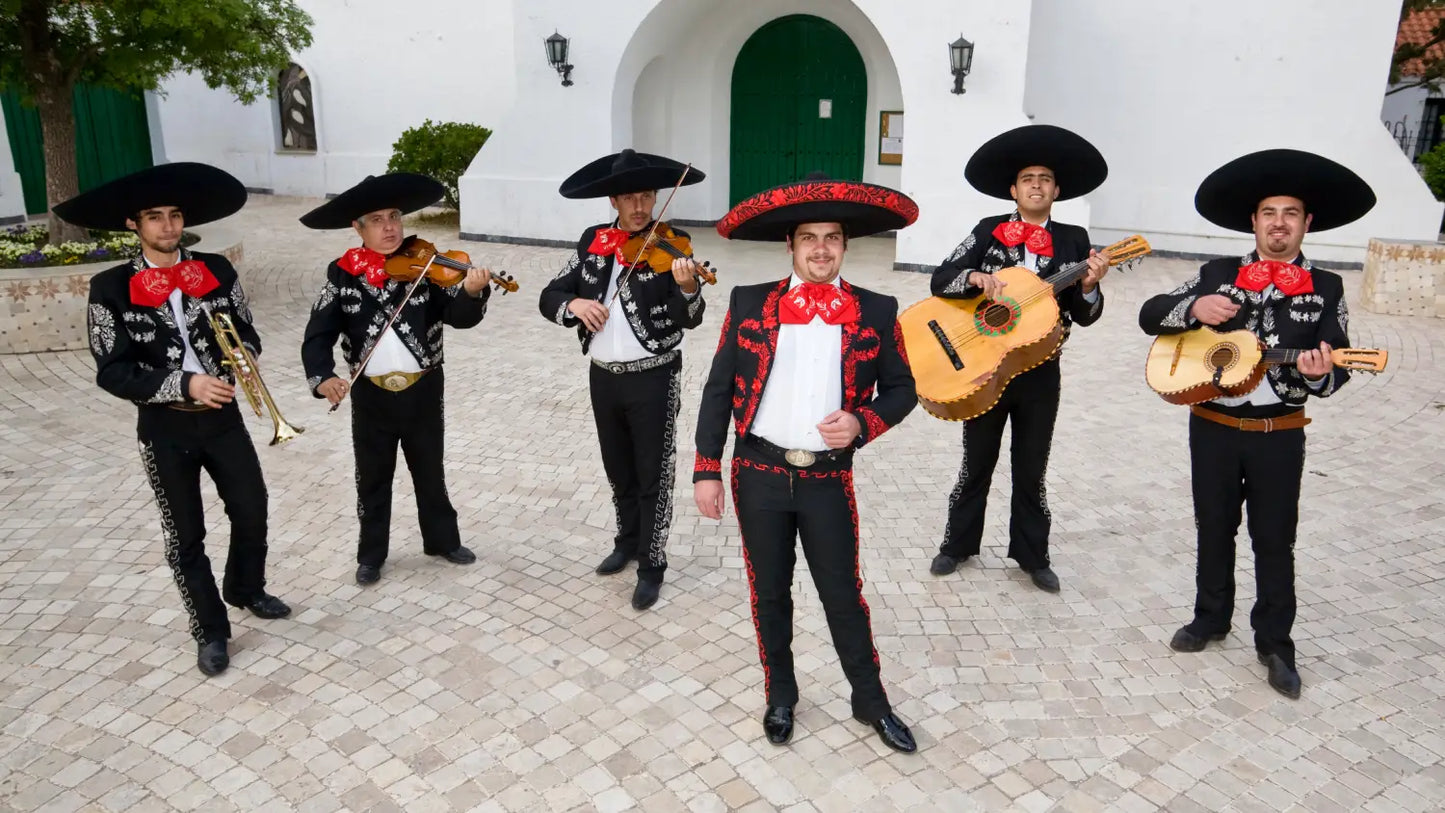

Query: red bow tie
[[130, 260, 220, 307], [1235, 260, 1313, 296], [339, 246, 390, 287], [587, 227, 630, 261], [779, 282, 858, 325], [992, 221, 1053, 257]]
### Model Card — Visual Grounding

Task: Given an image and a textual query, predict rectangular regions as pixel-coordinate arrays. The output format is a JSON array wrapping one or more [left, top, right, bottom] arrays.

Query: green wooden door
[[729, 15, 867, 206], [2, 86, 153, 215]]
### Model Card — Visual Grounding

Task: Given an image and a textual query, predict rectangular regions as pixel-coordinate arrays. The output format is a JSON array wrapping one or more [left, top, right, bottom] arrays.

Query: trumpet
[[203, 306, 304, 446]]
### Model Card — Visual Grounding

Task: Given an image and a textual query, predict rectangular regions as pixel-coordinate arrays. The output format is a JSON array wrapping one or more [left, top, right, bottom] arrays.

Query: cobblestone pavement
[[1, 194, 1442, 812]]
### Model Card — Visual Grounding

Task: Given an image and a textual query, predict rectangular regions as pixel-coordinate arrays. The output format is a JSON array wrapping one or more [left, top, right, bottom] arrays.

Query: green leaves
[[386, 121, 493, 211]]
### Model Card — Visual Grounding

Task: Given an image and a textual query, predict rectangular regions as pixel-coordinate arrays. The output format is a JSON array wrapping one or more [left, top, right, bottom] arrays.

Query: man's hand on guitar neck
[[1081, 249, 1111, 293], [1190, 294, 1240, 326], [966, 271, 1008, 300], [1298, 341, 1333, 380]]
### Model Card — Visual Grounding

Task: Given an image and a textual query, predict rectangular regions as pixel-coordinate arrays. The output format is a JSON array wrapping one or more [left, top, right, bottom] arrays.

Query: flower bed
[[0, 224, 140, 269]]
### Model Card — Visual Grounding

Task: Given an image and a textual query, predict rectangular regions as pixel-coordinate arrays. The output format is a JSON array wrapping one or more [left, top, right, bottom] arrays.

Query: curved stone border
[[0, 226, 242, 353], [1361, 237, 1445, 318]]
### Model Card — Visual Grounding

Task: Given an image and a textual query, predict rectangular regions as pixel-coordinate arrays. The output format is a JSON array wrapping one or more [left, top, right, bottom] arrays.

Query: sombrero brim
[[559, 151, 704, 199], [717, 179, 919, 241], [299, 173, 445, 229], [1194, 149, 1376, 233], [964, 124, 1107, 201], [51, 162, 246, 231]]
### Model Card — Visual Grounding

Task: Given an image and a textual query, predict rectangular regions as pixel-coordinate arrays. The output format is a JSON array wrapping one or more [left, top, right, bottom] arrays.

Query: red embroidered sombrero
[[52, 162, 246, 231], [1194, 149, 1376, 233], [717, 174, 919, 241]]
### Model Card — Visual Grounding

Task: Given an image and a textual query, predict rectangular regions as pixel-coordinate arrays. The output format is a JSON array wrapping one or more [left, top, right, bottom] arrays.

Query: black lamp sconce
[[546, 31, 574, 87], [950, 35, 975, 94]]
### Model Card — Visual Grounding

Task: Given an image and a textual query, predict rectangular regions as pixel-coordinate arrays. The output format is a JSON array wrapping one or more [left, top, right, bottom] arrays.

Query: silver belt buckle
[[607, 362, 626, 374], [784, 449, 817, 468]]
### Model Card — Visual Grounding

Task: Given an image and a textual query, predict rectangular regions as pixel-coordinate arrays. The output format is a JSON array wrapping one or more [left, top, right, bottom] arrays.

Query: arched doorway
[[729, 14, 867, 206]]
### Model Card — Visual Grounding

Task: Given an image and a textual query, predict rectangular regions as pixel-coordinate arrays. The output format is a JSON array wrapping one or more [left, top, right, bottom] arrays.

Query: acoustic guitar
[[1144, 326, 1388, 405], [900, 235, 1151, 421]]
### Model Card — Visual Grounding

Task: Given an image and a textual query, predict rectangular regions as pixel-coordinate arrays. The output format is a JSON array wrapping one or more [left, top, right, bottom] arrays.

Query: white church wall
[[149, 0, 515, 198], [1025, 0, 1442, 265], [0, 103, 28, 223], [1381, 82, 1438, 160]]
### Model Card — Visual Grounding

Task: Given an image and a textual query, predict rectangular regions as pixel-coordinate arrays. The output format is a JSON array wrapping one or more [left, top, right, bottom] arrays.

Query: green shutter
[[729, 15, 868, 206]]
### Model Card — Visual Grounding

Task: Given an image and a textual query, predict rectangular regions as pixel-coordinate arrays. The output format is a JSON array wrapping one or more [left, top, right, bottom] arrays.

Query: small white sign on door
[[819, 99, 833, 119]]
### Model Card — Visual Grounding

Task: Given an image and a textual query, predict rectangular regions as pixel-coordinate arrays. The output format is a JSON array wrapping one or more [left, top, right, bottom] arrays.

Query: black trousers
[[940, 357, 1060, 570], [588, 358, 681, 583], [731, 443, 891, 721], [1186, 413, 1305, 666], [351, 367, 462, 566], [136, 403, 269, 644]]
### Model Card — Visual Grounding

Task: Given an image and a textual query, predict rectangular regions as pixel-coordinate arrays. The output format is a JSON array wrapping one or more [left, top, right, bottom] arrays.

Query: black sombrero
[[559, 149, 704, 199], [51, 162, 247, 231], [716, 173, 919, 242], [1194, 149, 1376, 233], [964, 124, 1108, 201], [299, 173, 445, 230]]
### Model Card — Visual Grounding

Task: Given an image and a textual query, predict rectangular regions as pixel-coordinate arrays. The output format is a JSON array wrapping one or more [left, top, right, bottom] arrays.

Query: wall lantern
[[950, 35, 974, 95], [545, 31, 574, 87]]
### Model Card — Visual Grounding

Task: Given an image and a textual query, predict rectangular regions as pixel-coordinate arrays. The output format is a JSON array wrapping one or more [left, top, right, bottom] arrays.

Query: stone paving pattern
[[1, 195, 1442, 812]]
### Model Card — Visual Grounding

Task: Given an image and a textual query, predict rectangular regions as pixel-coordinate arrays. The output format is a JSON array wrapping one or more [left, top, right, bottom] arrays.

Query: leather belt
[[366, 369, 428, 392], [1190, 406, 1310, 433], [167, 402, 215, 412], [743, 434, 850, 468], [590, 349, 680, 375]]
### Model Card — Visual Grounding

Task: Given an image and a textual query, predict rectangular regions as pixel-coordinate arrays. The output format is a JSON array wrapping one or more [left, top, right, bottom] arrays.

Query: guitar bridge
[[928, 320, 964, 371]]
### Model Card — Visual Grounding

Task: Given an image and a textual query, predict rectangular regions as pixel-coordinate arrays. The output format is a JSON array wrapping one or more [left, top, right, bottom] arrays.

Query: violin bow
[[610, 164, 692, 305], [328, 251, 439, 414]]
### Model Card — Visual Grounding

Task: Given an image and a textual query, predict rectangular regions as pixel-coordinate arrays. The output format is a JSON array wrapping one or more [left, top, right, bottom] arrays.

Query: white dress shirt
[[750, 274, 844, 452], [144, 256, 205, 374], [589, 262, 655, 364], [363, 329, 423, 375]]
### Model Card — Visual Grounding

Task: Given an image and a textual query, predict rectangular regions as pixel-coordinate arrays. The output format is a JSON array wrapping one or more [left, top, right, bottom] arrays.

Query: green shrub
[[386, 120, 492, 210], [1422, 145, 1445, 202]]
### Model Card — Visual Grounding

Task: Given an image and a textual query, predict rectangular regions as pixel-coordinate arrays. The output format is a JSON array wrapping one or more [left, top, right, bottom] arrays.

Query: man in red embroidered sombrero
[[1140, 149, 1374, 699], [540, 149, 707, 611], [692, 173, 919, 752], [300, 173, 492, 587], [61, 162, 291, 677], [928, 124, 1113, 593]]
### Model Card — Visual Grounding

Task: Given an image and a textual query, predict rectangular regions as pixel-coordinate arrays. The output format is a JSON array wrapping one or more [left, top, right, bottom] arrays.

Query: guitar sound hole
[[983, 304, 1012, 329], [1208, 345, 1238, 370]]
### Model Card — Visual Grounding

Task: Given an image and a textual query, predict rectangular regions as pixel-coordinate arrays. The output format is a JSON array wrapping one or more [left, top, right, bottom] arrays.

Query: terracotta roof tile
[[1398, 7, 1445, 77]]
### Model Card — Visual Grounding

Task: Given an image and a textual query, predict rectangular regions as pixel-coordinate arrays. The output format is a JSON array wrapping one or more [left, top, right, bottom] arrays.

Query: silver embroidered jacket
[[1137, 252, 1351, 406], [87, 250, 259, 407], [300, 256, 489, 396], [538, 222, 706, 355]]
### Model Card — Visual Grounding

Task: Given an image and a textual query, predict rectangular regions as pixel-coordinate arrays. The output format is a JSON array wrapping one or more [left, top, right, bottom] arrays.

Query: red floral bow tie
[[992, 221, 1053, 257], [130, 260, 220, 307], [1235, 260, 1313, 296], [339, 246, 390, 287], [587, 227, 630, 261], [779, 282, 858, 325]]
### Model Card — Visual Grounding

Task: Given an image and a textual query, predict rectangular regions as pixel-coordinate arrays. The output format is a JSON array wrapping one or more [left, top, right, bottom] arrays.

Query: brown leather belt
[[1190, 406, 1310, 433], [366, 369, 428, 392], [167, 402, 215, 412]]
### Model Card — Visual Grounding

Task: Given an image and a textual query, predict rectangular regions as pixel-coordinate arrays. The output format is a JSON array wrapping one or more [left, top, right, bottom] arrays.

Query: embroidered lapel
[[736, 281, 787, 435]]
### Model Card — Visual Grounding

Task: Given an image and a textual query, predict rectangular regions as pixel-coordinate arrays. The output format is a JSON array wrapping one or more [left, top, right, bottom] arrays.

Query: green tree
[[1390, 0, 1445, 96], [0, 0, 314, 242], [387, 120, 492, 211]]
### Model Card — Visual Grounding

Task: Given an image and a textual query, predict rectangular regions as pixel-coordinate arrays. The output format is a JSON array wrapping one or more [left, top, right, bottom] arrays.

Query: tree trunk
[[35, 83, 86, 244]]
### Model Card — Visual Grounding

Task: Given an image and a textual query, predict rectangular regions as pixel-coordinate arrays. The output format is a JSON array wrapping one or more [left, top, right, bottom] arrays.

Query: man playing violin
[[1139, 149, 1372, 699], [300, 173, 491, 586], [927, 125, 1111, 594], [539, 149, 707, 611], [60, 162, 291, 677]]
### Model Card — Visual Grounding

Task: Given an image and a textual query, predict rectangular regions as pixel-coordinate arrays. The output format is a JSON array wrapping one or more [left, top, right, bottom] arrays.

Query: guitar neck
[[1043, 259, 1091, 292], [1261, 349, 1301, 366]]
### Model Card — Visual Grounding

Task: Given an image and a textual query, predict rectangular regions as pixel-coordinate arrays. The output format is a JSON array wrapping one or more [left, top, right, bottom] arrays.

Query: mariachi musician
[[64, 162, 291, 677], [300, 173, 492, 586], [538, 149, 707, 611]]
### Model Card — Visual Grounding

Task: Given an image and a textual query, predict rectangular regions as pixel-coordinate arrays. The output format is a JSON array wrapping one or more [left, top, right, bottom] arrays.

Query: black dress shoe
[[429, 545, 476, 565], [1168, 626, 1227, 653], [763, 705, 794, 745], [631, 580, 661, 611], [596, 549, 634, 575], [1258, 652, 1302, 699], [930, 553, 965, 575], [197, 640, 229, 676], [355, 564, 382, 585], [1027, 566, 1060, 593], [245, 594, 291, 619], [856, 712, 917, 754]]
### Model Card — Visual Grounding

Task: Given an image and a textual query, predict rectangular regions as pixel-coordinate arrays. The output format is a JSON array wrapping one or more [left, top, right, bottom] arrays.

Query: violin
[[385, 236, 519, 293], [621, 222, 718, 285]]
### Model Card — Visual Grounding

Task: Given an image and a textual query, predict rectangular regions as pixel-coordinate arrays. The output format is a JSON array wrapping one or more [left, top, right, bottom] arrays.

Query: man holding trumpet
[[62, 162, 291, 677]]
